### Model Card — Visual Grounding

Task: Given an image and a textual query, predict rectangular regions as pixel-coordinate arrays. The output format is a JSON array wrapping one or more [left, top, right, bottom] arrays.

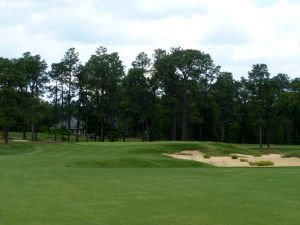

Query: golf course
[[1, 141, 300, 225]]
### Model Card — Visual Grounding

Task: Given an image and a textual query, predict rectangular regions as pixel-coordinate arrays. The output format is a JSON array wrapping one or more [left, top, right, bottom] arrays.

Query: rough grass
[[240, 158, 248, 162], [203, 154, 211, 158], [281, 152, 300, 158], [231, 154, 238, 159], [1, 141, 300, 225], [0, 142, 35, 155], [249, 160, 274, 166]]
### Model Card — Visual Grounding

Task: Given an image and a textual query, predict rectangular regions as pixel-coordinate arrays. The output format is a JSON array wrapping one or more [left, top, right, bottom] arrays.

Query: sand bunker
[[165, 150, 300, 167]]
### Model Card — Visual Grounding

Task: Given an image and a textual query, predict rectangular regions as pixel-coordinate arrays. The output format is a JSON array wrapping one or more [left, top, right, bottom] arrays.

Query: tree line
[[0, 46, 300, 147]]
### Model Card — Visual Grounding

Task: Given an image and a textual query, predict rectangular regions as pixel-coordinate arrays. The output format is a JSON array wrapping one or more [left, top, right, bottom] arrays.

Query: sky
[[0, 0, 299, 79]]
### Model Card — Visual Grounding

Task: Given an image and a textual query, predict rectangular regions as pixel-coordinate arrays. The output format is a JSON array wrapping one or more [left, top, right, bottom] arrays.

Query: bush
[[203, 154, 210, 159], [231, 155, 238, 159], [254, 153, 263, 157], [249, 161, 274, 166], [281, 152, 300, 158], [240, 158, 248, 162]]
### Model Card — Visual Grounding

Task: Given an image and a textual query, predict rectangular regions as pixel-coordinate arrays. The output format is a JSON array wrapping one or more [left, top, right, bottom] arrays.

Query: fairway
[[1, 142, 300, 225]]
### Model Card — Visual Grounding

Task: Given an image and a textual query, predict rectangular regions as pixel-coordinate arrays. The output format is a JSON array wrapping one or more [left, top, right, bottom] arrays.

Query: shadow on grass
[[65, 157, 212, 168], [0, 143, 35, 155]]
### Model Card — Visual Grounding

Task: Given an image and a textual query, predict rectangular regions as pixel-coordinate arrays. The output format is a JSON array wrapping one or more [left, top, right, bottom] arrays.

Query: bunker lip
[[165, 150, 300, 167]]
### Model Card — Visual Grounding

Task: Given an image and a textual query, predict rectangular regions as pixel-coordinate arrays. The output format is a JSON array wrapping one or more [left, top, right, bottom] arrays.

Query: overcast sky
[[0, 0, 299, 78]]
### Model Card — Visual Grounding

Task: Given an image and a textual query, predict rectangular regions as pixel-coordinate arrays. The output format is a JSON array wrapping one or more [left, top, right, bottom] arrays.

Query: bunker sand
[[165, 150, 300, 167]]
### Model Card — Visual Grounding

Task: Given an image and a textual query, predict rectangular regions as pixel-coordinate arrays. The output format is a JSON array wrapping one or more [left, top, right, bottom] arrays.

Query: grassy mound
[[0, 143, 35, 155], [249, 160, 274, 166], [240, 158, 248, 162], [66, 157, 209, 168], [231, 155, 238, 159], [281, 152, 300, 158]]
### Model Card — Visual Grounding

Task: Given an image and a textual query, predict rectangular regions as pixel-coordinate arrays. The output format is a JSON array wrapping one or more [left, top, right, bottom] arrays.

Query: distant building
[[59, 117, 85, 135]]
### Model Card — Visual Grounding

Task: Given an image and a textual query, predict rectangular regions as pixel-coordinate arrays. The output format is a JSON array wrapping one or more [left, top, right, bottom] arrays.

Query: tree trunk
[[122, 128, 126, 142], [3, 127, 8, 144], [259, 115, 263, 150], [22, 125, 27, 140], [67, 117, 70, 142], [172, 116, 176, 141], [220, 123, 225, 143], [181, 77, 188, 141], [98, 126, 101, 142], [283, 126, 287, 145], [67, 75, 72, 142], [31, 124, 35, 141], [54, 80, 58, 142], [85, 116, 88, 142], [199, 124, 203, 141], [267, 134, 270, 150], [60, 86, 64, 127], [145, 119, 149, 141], [100, 118, 104, 142], [182, 107, 188, 141], [76, 92, 81, 142], [142, 123, 145, 142], [199, 113, 204, 141], [267, 128, 271, 151], [110, 111, 114, 142], [76, 116, 80, 142], [100, 91, 104, 142], [293, 116, 296, 145], [241, 118, 246, 144]]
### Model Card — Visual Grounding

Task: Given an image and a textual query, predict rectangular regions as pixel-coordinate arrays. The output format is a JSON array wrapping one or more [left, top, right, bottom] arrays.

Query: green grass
[[1, 141, 300, 225]]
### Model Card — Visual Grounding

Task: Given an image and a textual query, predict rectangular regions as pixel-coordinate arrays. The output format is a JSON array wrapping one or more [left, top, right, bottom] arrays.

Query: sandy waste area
[[165, 150, 300, 167]]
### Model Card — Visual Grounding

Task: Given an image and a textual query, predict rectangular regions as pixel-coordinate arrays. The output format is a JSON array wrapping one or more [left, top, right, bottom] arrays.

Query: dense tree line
[[1, 47, 300, 147]]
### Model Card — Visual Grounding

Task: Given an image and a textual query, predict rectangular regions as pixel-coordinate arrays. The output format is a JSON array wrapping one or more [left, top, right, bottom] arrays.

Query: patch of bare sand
[[165, 150, 300, 167]]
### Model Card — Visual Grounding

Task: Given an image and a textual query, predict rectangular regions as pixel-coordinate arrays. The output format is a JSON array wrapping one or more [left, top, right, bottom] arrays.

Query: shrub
[[240, 158, 248, 162], [203, 154, 210, 159], [231, 155, 238, 159], [281, 152, 300, 158], [253, 153, 262, 157], [249, 161, 274, 166], [180, 152, 193, 156]]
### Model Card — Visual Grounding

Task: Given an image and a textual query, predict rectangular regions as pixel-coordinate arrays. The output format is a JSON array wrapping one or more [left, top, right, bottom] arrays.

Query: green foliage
[[203, 154, 211, 158], [240, 158, 248, 162], [1, 47, 300, 146], [231, 155, 238, 159], [281, 152, 300, 158], [249, 160, 274, 166]]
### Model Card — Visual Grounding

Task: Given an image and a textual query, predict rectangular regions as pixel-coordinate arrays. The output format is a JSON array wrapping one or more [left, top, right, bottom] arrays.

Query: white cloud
[[0, 0, 299, 78]]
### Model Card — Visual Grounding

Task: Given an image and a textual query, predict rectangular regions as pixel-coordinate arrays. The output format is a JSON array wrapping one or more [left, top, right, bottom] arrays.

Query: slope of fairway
[[0, 142, 300, 225]]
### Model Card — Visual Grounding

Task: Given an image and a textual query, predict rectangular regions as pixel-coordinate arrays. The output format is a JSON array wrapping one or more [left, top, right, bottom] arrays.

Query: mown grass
[[0, 141, 300, 225]]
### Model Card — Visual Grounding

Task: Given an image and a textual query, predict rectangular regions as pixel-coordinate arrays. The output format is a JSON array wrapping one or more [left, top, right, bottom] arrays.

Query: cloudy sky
[[0, 0, 299, 78]]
